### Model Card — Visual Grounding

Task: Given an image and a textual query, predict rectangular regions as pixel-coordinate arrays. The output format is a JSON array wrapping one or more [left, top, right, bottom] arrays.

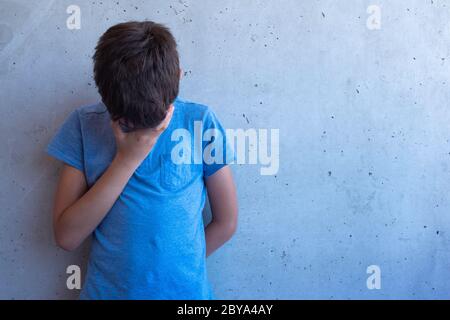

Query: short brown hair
[[93, 21, 180, 130]]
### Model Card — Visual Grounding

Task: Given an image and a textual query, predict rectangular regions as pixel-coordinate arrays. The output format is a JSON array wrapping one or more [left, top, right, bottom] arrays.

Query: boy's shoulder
[[75, 102, 108, 117], [174, 98, 217, 120], [175, 97, 207, 111], [71, 98, 219, 124]]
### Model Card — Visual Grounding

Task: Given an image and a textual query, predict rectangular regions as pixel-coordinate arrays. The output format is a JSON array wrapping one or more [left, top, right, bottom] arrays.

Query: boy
[[46, 21, 238, 300]]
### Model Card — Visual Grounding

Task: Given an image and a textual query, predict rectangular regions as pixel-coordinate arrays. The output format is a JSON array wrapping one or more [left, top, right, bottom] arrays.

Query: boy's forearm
[[55, 155, 139, 251], [204, 167, 238, 257], [205, 220, 236, 257]]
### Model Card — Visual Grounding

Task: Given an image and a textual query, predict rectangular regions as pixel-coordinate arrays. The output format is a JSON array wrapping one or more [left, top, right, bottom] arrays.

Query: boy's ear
[[179, 68, 184, 81]]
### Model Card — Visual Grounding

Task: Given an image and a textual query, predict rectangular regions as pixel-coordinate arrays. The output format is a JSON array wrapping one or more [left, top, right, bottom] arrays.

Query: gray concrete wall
[[0, 0, 449, 299]]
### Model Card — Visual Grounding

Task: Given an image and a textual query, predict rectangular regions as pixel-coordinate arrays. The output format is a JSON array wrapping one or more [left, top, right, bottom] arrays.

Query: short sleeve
[[46, 110, 84, 172], [202, 109, 235, 178]]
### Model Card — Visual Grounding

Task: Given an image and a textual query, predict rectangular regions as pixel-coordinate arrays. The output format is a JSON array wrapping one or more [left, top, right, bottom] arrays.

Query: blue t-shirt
[[46, 97, 233, 300]]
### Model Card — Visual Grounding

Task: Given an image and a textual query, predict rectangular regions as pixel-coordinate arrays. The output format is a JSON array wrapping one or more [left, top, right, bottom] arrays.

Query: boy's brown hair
[[93, 21, 180, 131]]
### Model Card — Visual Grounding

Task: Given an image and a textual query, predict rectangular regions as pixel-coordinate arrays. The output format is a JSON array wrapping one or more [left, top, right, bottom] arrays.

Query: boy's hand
[[111, 105, 174, 167], [53, 106, 174, 251]]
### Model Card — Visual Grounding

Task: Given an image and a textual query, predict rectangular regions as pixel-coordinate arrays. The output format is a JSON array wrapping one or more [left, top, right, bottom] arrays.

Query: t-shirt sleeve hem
[[204, 152, 235, 177], [46, 145, 84, 172], [204, 163, 230, 178]]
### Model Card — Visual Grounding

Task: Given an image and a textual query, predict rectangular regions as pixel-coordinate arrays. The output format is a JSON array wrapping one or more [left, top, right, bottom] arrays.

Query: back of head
[[93, 21, 180, 130]]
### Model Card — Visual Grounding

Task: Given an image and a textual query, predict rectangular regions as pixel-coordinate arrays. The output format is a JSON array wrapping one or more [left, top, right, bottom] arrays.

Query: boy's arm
[[52, 108, 174, 251], [53, 156, 140, 251], [204, 166, 238, 257]]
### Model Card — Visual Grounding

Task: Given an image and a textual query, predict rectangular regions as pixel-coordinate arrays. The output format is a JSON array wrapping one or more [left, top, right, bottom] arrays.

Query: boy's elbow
[[55, 237, 78, 252], [226, 211, 239, 237], [54, 230, 79, 252], [212, 213, 238, 239], [228, 219, 238, 236], [227, 225, 237, 241]]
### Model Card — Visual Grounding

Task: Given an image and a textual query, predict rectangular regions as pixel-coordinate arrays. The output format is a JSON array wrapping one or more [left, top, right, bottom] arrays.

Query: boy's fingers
[[156, 105, 175, 131], [111, 120, 119, 132], [112, 105, 174, 139], [111, 120, 125, 138]]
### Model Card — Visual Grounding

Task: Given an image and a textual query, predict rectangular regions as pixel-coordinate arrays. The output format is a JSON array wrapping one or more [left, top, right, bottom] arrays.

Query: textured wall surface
[[1, 0, 449, 299]]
